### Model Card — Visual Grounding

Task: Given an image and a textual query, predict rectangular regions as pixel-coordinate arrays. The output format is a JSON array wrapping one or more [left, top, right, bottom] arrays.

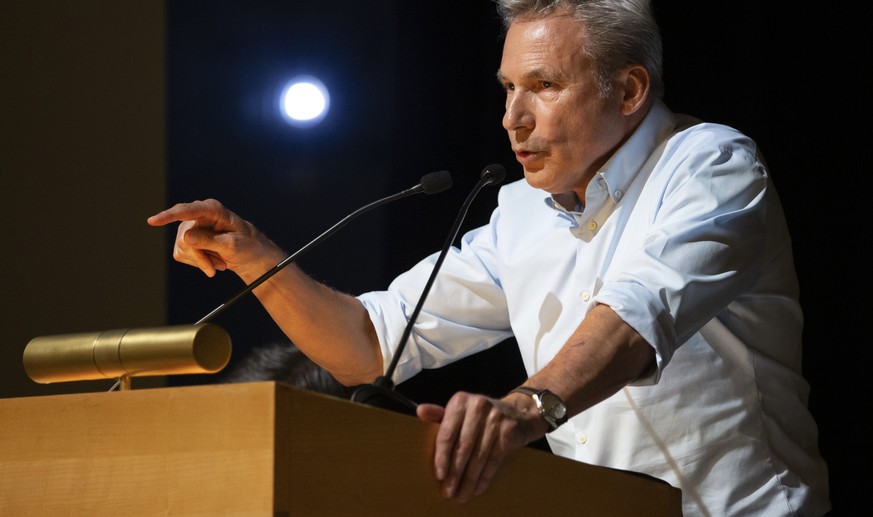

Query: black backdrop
[[163, 2, 869, 514]]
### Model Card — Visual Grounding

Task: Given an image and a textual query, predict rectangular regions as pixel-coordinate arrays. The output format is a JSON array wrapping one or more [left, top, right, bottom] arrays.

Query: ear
[[619, 64, 650, 116]]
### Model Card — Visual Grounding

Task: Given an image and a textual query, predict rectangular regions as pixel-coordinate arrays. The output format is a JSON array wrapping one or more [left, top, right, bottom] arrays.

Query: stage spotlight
[[280, 76, 329, 126]]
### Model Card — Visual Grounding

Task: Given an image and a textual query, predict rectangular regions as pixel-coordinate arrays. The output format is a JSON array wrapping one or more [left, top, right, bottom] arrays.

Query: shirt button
[[587, 221, 597, 231], [578, 434, 588, 445], [580, 291, 591, 302], [614, 190, 623, 200]]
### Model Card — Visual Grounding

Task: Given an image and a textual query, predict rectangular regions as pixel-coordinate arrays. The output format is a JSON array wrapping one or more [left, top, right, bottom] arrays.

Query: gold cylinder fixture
[[23, 324, 232, 384]]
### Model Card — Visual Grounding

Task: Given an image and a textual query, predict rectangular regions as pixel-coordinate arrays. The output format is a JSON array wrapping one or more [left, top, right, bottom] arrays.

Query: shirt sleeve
[[357, 220, 514, 385], [595, 126, 771, 385]]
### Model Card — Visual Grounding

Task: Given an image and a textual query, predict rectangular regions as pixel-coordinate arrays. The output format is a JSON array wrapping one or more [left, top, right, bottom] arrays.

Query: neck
[[553, 192, 580, 211]]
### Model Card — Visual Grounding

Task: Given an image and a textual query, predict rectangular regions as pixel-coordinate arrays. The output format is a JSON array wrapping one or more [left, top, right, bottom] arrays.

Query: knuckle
[[435, 428, 455, 447], [485, 407, 504, 426], [203, 198, 224, 210], [474, 442, 491, 463], [453, 441, 473, 463], [470, 395, 489, 411], [223, 233, 245, 255]]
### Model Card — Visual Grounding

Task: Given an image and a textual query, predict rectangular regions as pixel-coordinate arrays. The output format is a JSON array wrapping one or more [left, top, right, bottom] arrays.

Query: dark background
[[161, 2, 869, 514]]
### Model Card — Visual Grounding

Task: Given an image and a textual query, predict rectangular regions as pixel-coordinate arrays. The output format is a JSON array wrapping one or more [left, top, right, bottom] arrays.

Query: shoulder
[[670, 117, 760, 159]]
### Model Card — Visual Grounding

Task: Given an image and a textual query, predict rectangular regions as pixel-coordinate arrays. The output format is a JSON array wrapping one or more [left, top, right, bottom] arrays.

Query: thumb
[[416, 403, 446, 424]]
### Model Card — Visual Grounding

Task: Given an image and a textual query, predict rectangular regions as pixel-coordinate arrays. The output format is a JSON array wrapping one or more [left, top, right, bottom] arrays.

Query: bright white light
[[280, 77, 329, 126]]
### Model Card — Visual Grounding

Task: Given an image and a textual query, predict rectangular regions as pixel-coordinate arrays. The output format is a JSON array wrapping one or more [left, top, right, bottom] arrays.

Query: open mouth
[[515, 149, 542, 165]]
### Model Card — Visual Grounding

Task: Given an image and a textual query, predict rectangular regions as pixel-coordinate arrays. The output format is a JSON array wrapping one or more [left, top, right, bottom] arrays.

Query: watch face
[[540, 391, 567, 423]]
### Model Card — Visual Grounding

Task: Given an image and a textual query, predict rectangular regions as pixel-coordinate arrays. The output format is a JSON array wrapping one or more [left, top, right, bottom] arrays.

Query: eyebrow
[[496, 67, 562, 85]]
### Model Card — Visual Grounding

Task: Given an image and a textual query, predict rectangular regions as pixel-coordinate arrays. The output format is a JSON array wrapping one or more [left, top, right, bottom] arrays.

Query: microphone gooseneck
[[351, 164, 507, 415], [196, 170, 453, 325]]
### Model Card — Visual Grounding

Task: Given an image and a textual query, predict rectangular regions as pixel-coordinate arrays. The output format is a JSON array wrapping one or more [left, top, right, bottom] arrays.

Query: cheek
[[550, 114, 590, 156], [563, 105, 618, 148], [550, 119, 605, 175]]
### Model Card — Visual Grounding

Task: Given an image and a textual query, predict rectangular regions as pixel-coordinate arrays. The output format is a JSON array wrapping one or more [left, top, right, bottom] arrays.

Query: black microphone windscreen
[[420, 170, 453, 194], [481, 164, 506, 186]]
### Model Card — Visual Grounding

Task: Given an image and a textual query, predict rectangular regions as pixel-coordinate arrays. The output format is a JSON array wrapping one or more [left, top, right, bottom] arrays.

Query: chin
[[522, 169, 559, 193]]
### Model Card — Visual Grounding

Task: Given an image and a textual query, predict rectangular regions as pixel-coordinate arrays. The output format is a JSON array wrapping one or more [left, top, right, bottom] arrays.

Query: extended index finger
[[146, 199, 223, 227]]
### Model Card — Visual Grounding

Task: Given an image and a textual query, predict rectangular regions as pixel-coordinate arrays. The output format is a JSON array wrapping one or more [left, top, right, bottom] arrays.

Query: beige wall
[[0, 2, 168, 398]]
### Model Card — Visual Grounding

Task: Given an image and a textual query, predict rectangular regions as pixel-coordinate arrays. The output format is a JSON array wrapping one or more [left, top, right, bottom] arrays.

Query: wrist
[[508, 386, 568, 433], [237, 248, 289, 285], [506, 390, 551, 440]]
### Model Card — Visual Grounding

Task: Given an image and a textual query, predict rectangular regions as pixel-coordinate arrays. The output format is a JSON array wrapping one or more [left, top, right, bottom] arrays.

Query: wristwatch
[[510, 386, 568, 431]]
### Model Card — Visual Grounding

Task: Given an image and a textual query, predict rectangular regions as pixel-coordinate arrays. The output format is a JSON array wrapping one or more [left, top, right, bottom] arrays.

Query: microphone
[[196, 170, 453, 324], [351, 164, 507, 415]]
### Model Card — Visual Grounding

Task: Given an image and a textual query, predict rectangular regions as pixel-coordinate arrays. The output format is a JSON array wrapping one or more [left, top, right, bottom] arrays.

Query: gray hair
[[495, 0, 664, 100]]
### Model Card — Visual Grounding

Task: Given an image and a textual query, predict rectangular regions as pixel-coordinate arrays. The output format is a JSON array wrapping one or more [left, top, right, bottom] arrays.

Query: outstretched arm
[[147, 199, 383, 385]]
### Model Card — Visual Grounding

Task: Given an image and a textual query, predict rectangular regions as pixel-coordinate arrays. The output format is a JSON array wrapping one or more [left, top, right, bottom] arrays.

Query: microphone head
[[480, 163, 506, 186], [420, 170, 453, 194]]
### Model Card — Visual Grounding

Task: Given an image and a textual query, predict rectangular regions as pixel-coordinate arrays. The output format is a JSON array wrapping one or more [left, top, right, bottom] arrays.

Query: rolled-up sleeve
[[596, 130, 770, 384]]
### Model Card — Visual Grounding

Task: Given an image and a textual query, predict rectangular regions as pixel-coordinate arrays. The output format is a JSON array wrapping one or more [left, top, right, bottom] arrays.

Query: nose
[[502, 91, 534, 132]]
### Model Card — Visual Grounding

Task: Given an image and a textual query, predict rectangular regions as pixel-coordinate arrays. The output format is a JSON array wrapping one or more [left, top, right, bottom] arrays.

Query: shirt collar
[[545, 99, 678, 213], [593, 99, 677, 204]]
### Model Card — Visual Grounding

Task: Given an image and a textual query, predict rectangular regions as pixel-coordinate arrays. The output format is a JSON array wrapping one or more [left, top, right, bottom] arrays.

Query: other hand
[[416, 391, 546, 503]]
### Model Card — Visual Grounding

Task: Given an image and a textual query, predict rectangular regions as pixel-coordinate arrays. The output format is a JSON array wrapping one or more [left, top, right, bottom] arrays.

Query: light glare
[[281, 77, 329, 126]]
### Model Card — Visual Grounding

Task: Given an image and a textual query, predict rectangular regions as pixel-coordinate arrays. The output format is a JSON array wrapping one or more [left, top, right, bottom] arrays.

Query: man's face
[[498, 15, 629, 198]]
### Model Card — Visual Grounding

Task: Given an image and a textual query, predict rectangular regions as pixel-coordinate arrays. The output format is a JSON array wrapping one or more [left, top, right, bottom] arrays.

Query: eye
[[541, 81, 553, 89]]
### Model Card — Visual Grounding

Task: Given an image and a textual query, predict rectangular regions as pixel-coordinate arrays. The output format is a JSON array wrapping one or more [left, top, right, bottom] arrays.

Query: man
[[148, 0, 830, 514]]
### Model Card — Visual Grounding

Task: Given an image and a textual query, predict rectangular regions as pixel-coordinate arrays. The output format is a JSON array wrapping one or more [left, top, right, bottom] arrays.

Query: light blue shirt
[[357, 100, 830, 515]]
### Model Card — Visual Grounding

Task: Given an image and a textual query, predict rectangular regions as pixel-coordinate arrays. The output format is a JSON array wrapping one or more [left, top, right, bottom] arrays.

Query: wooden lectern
[[0, 381, 682, 515]]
